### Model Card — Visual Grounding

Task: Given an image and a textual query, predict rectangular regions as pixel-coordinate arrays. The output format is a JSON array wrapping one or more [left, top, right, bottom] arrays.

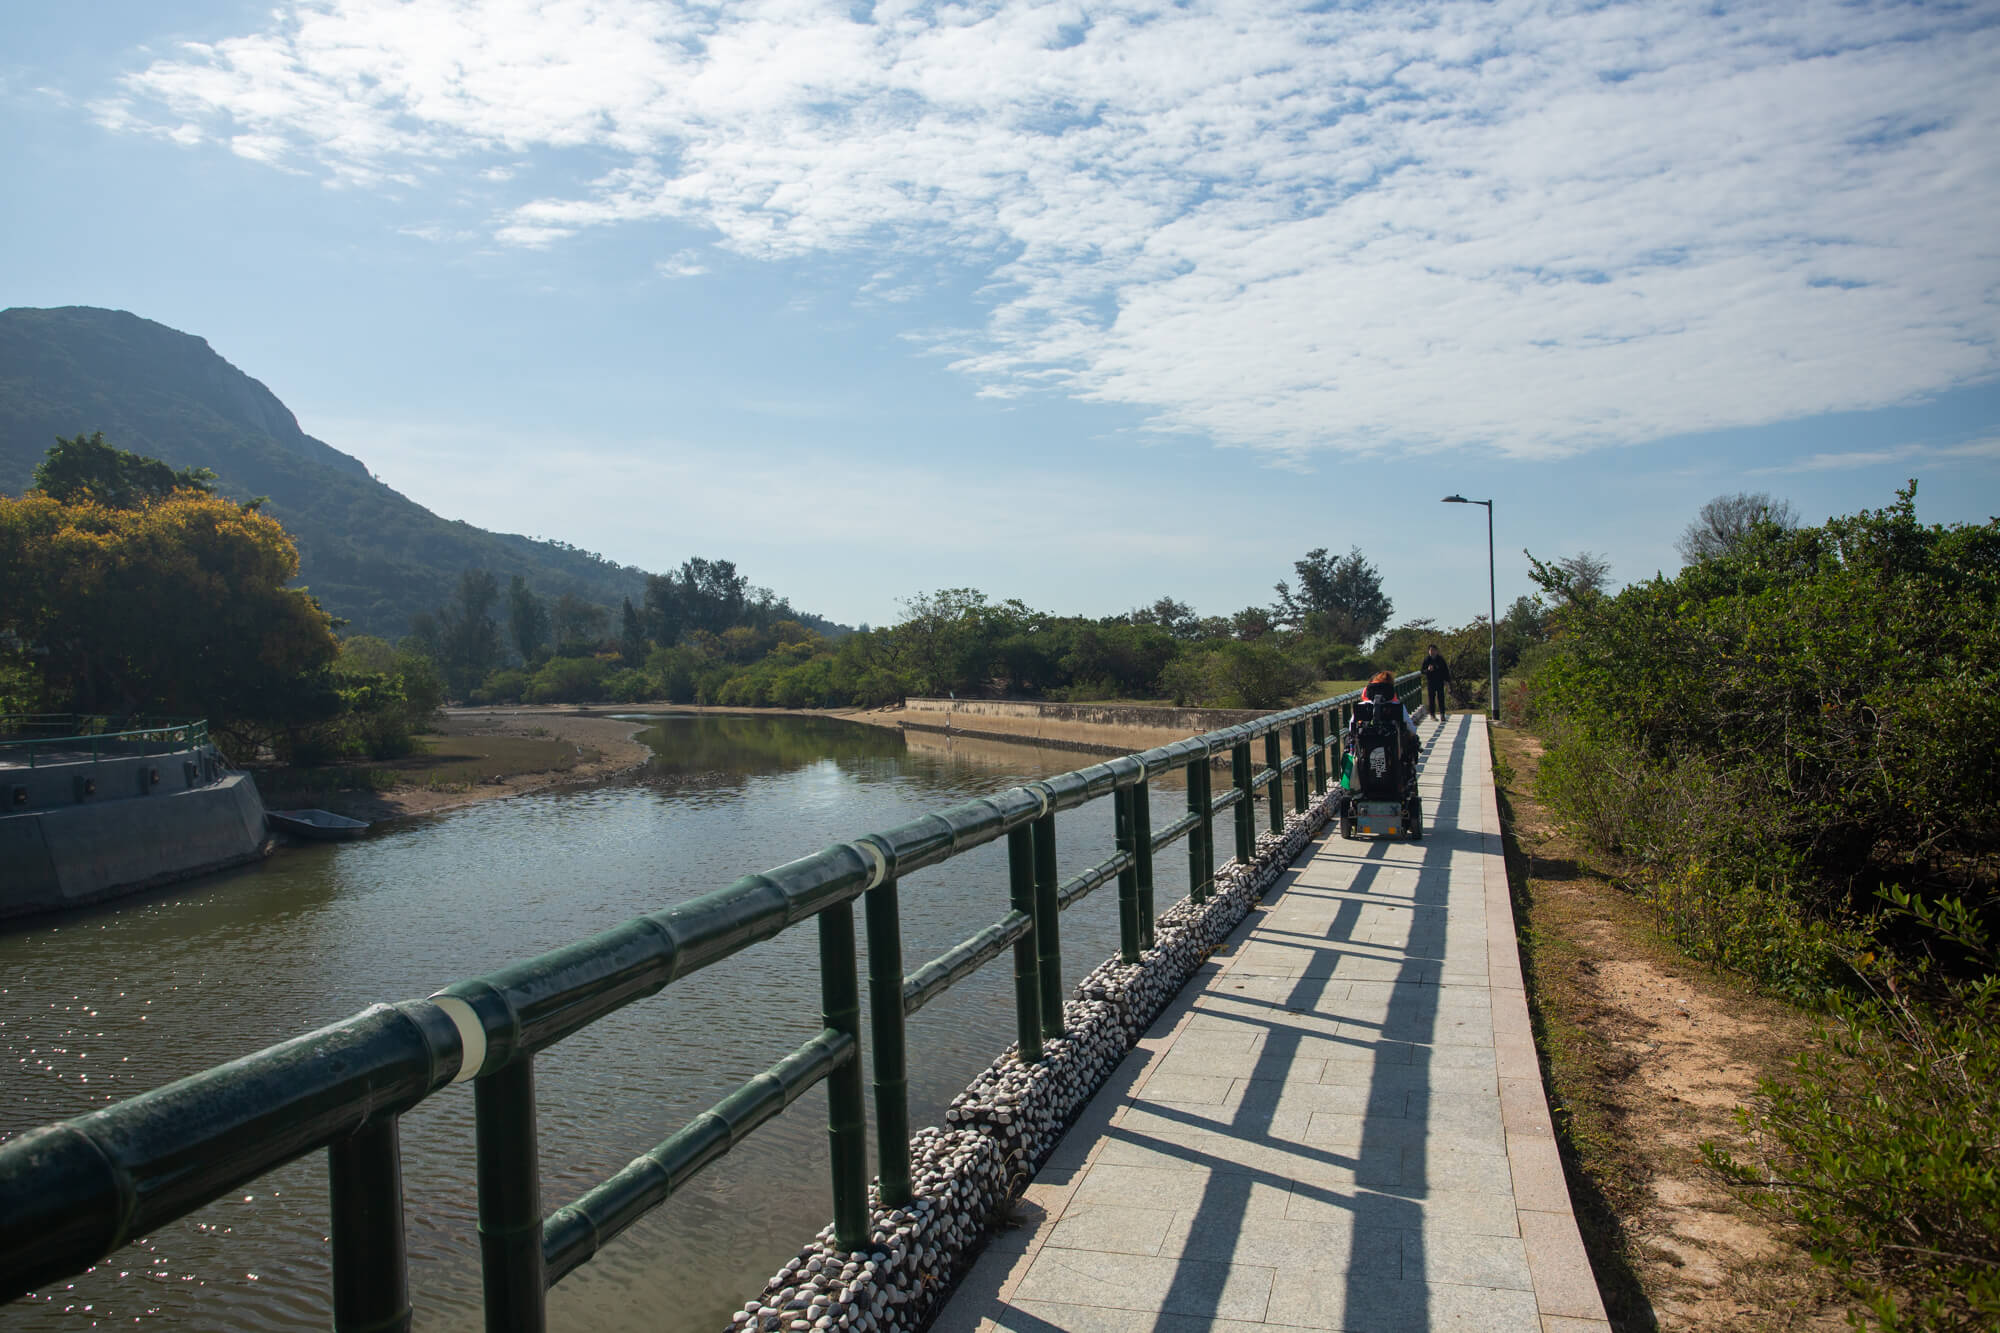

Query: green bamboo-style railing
[[0, 676, 1417, 1331]]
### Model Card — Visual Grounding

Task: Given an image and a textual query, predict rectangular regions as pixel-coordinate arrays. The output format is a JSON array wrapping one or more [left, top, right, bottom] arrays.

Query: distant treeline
[[374, 546, 1552, 713]]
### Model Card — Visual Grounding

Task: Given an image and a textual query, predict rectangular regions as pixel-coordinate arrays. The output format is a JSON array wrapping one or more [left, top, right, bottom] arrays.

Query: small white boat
[[266, 808, 370, 841]]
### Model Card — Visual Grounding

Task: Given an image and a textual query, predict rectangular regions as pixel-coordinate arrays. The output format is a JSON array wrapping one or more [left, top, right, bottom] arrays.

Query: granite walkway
[[934, 713, 1611, 1333]]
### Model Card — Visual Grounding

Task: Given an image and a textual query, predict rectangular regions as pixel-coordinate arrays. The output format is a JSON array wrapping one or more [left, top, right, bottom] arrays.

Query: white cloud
[[1754, 434, 2000, 474], [104, 0, 2000, 460], [655, 248, 708, 278]]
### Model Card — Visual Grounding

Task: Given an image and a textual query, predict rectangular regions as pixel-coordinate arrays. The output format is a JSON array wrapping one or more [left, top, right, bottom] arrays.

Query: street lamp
[[1442, 495, 1498, 720]]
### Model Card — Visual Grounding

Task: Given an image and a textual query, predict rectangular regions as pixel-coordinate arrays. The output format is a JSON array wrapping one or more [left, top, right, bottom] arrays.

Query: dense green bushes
[[426, 580, 1505, 714], [1528, 485, 1999, 942], [384, 544, 1494, 714], [276, 635, 444, 764], [1522, 484, 2000, 1326]]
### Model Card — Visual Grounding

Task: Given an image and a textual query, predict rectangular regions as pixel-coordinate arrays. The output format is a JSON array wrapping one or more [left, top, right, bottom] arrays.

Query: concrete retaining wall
[[0, 747, 267, 921], [902, 698, 1264, 733]]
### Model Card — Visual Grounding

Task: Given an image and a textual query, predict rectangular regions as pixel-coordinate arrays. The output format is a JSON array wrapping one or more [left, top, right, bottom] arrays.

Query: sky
[[3, 0, 1997, 634]]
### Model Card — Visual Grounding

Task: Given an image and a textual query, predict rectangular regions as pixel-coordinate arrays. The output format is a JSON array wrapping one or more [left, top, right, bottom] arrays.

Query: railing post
[[1200, 758, 1217, 893], [329, 1115, 411, 1333], [1113, 786, 1141, 964], [1185, 757, 1208, 902], [1133, 777, 1155, 950], [1264, 729, 1283, 835], [1032, 812, 1063, 1039], [863, 877, 911, 1209], [474, 1058, 545, 1333], [819, 902, 868, 1250], [1007, 827, 1044, 1063], [1312, 713, 1328, 795], [1338, 703, 1352, 787], [1232, 741, 1254, 864], [1291, 721, 1308, 814]]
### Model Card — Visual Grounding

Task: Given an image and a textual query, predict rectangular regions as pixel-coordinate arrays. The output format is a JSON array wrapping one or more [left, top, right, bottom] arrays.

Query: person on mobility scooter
[[1339, 671, 1424, 840]]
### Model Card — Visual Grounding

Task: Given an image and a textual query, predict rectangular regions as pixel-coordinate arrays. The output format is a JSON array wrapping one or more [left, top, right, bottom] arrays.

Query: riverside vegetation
[[408, 548, 1545, 718], [4, 434, 1536, 777], [1515, 484, 1999, 1330]]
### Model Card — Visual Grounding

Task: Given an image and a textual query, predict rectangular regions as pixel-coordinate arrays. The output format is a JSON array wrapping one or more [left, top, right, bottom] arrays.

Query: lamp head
[[1442, 494, 1468, 503]]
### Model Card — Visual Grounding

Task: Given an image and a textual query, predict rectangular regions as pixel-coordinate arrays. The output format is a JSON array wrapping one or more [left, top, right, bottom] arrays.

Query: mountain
[[0, 306, 650, 639]]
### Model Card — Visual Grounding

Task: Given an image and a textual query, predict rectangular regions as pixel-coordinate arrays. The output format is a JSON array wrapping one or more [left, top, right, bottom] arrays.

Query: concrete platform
[[934, 714, 1610, 1333]]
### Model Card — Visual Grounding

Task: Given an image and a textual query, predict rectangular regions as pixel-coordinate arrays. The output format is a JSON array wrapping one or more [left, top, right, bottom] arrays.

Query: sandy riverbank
[[282, 707, 658, 823], [841, 704, 1208, 755], [285, 702, 1210, 827]]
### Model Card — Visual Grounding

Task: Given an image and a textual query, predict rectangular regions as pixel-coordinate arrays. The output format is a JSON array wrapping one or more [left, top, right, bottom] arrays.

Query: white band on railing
[[1035, 788, 1050, 818], [856, 840, 887, 891], [430, 993, 486, 1084]]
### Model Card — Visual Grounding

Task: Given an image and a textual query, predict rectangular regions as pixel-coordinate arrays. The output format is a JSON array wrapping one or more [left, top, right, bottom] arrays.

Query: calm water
[[1, 716, 1232, 1332]]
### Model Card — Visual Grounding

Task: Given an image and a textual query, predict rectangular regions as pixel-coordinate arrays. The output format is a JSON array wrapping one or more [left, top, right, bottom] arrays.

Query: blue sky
[[3, 0, 1997, 634]]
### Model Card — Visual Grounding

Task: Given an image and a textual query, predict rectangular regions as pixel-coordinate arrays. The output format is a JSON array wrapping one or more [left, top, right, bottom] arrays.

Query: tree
[[336, 635, 399, 675], [551, 592, 609, 651], [1231, 606, 1274, 641], [1370, 619, 1440, 671], [619, 597, 647, 667], [893, 588, 987, 695], [1532, 551, 1613, 604], [508, 575, 549, 665], [668, 556, 750, 635], [1273, 546, 1392, 644], [1677, 491, 1800, 563], [434, 570, 503, 698], [1499, 595, 1547, 647], [0, 483, 338, 740], [32, 432, 216, 508], [1132, 596, 1203, 641], [643, 572, 684, 646]]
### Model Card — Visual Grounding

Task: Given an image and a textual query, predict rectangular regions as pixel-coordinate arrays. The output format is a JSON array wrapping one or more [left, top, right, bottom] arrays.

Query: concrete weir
[[0, 742, 268, 921]]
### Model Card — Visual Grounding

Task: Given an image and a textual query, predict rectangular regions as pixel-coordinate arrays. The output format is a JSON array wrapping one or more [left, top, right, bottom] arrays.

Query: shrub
[[525, 654, 611, 704], [603, 668, 654, 702], [474, 668, 530, 705], [1159, 641, 1312, 709], [1524, 485, 2000, 1318]]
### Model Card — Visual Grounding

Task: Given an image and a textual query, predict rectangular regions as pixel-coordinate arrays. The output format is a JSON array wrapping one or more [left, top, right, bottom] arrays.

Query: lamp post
[[1442, 495, 1498, 720]]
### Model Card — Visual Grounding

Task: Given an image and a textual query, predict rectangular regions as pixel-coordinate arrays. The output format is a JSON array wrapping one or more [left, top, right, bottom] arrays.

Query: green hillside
[[0, 306, 649, 638]]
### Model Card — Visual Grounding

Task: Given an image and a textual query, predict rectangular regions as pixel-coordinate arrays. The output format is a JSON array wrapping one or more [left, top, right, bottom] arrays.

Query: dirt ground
[[1488, 724, 1851, 1332], [272, 707, 656, 822]]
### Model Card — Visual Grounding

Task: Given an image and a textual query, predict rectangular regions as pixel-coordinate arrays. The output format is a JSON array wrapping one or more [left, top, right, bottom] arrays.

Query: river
[[1, 714, 1232, 1332]]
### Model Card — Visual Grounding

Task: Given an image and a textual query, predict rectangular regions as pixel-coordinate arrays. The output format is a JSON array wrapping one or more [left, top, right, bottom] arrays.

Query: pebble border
[[731, 786, 1342, 1333]]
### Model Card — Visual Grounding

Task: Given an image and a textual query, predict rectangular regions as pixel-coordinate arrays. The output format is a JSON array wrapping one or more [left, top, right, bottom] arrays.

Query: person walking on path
[[1421, 643, 1452, 718]]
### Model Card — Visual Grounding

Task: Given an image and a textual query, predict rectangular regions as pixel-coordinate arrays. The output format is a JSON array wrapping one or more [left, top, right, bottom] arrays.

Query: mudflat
[[264, 706, 654, 823]]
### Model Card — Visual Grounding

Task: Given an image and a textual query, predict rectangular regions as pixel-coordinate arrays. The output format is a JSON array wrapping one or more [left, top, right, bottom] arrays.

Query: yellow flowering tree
[[1, 458, 339, 745]]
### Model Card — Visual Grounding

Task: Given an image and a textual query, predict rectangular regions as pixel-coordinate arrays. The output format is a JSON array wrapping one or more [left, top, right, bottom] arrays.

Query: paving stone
[[1164, 1213, 1404, 1274], [1068, 1162, 1294, 1219], [1011, 1249, 1274, 1320], [1043, 1203, 1178, 1257], [1402, 1228, 1534, 1290], [1265, 1271, 1544, 1331]]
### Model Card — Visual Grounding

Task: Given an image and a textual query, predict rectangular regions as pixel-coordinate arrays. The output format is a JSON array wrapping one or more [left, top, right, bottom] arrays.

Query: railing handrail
[[0, 717, 208, 769], [0, 677, 1418, 1323]]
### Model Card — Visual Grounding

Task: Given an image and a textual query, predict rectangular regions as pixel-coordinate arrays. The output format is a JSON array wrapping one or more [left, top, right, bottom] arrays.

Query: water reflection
[[0, 715, 1233, 1332]]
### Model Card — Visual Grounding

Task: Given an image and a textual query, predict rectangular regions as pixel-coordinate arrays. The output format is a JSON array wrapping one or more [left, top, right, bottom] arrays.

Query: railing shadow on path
[[969, 718, 1492, 1330]]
